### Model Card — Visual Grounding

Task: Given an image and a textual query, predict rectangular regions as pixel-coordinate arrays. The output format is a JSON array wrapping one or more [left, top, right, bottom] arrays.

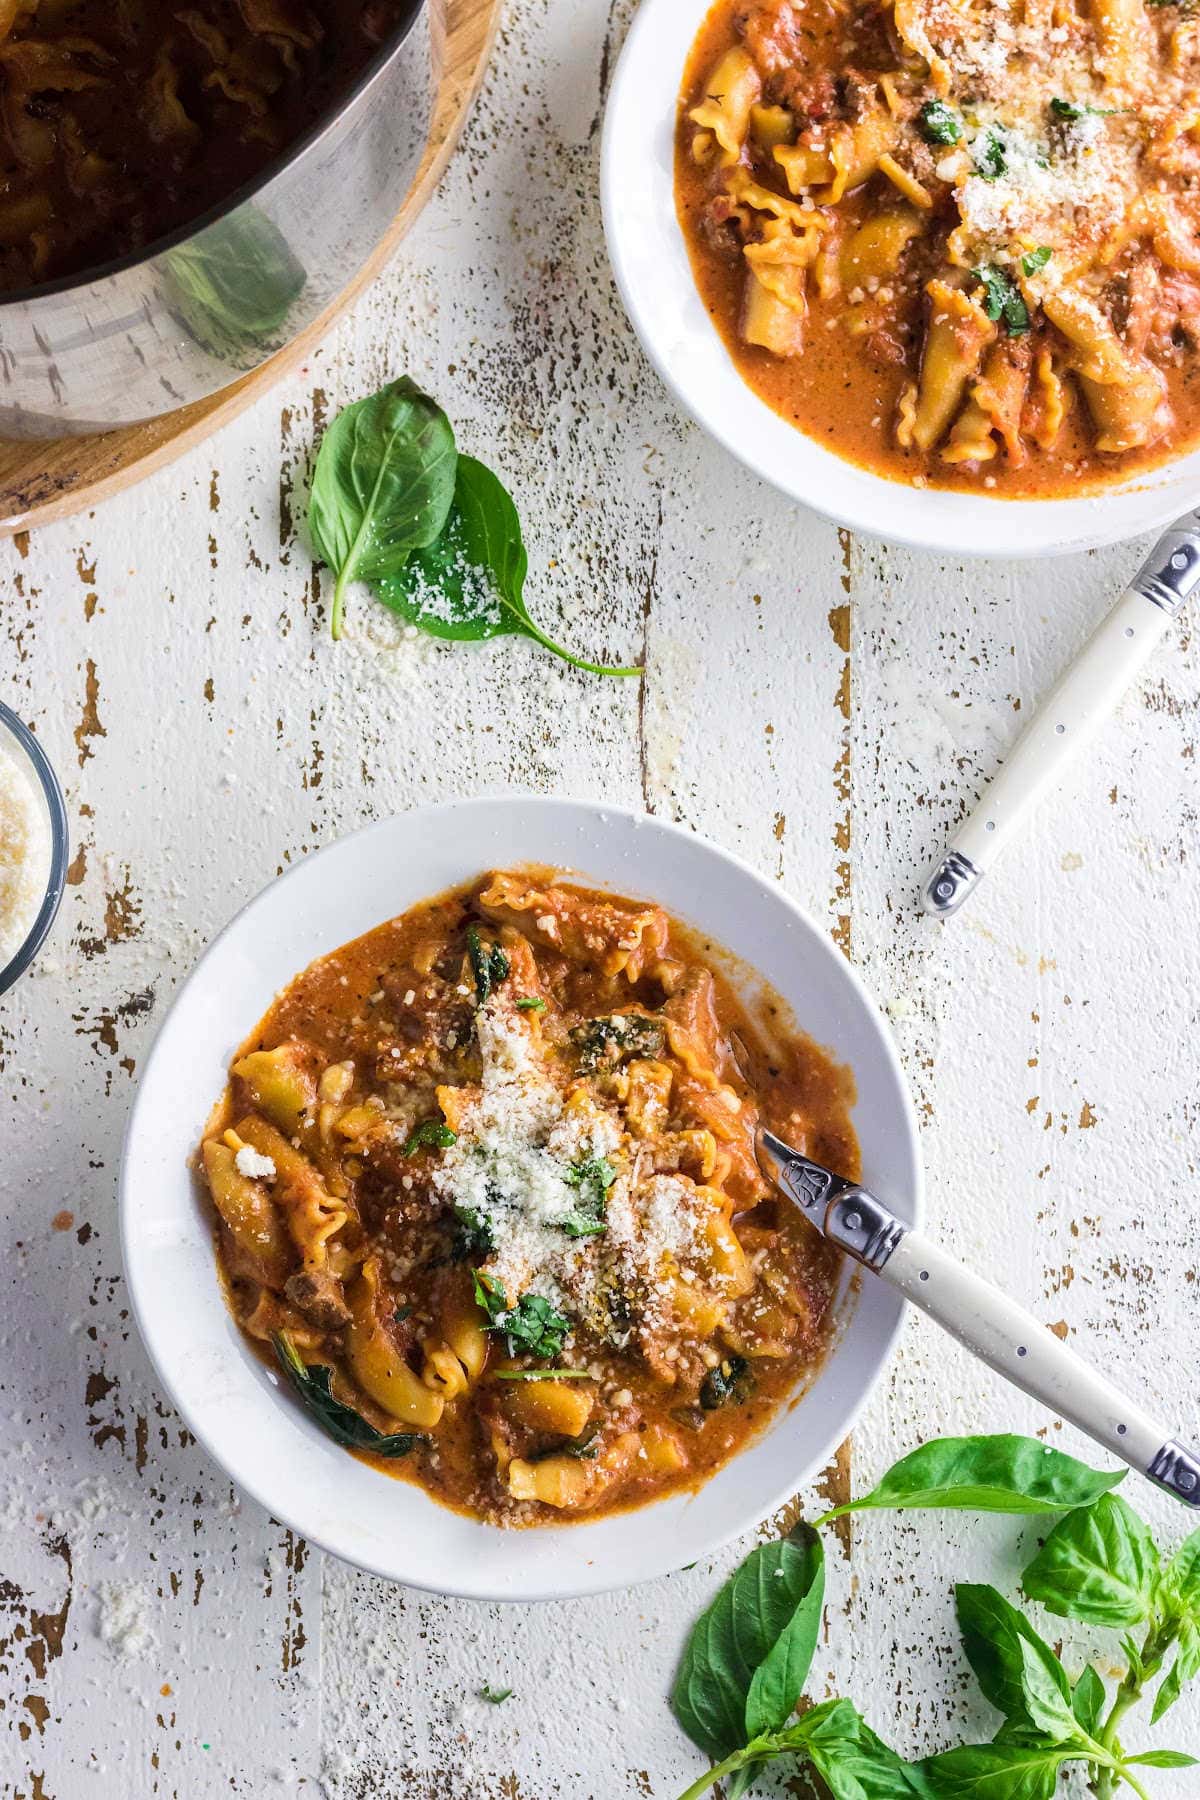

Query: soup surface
[[676, 0, 1200, 495], [198, 870, 856, 1526], [0, 0, 407, 290]]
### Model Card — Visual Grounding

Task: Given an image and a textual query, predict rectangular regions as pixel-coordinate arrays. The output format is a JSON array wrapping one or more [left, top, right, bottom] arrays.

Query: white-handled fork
[[757, 1127, 1200, 1504], [920, 511, 1200, 917]]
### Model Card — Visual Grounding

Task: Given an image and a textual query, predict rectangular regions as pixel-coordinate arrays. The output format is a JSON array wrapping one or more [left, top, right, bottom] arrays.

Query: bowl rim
[[0, 700, 69, 998], [0, 0, 426, 309], [119, 796, 923, 1599], [599, 0, 1198, 559]]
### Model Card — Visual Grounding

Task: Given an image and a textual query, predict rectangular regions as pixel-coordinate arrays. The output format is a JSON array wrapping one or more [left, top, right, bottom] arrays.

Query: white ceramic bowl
[[120, 798, 922, 1599], [600, 0, 1198, 558]]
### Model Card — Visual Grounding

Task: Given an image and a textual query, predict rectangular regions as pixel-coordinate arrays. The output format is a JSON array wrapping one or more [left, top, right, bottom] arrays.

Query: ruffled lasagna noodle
[[0, 0, 405, 289], [198, 870, 855, 1526], [676, 0, 1200, 495]]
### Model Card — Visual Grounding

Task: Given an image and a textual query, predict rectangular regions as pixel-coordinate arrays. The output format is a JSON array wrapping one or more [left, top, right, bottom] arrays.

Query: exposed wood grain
[[0, 0, 502, 540], [2, 0, 1199, 1795]]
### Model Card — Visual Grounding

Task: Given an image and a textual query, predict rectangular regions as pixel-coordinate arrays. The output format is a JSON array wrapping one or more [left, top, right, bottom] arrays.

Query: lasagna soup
[[676, 0, 1200, 494], [198, 872, 854, 1525]]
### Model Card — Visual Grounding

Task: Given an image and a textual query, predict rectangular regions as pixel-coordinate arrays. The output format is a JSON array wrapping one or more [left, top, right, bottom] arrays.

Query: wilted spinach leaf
[[272, 1331, 424, 1457]]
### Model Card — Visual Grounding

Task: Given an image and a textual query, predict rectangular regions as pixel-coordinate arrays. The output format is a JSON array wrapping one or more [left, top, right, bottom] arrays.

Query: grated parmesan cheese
[[958, 112, 1135, 259], [95, 1581, 156, 1659], [403, 550, 502, 629], [235, 1144, 277, 1180], [432, 996, 702, 1344], [0, 740, 50, 969]]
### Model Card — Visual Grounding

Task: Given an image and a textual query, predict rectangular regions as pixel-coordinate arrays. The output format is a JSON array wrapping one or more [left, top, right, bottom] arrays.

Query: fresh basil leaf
[[954, 1586, 1071, 1731], [1164, 1526, 1200, 1611], [918, 100, 961, 145], [1023, 1493, 1159, 1627], [466, 924, 509, 1005], [378, 455, 641, 677], [744, 1527, 825, 1738], [1125, 1749, 1199, 1767], [1152, 1617, 1200, 1724], [816, 1435, 1124, 1523], [165, 208, 306, 359], [309, 377, 457, 640], [501, 1293, 570, 1359], [972, 265, 1030, 337], [403, 1118, 457, 1155], [558, 1157, 615, 1238], [671, 1525, 828, 1765], [1013, 1638, 1079, 1743], [921, 1739, 1071, 1799], [473, 1268, 507, 1323], [1174, 1614, 1200, 1678], [271, 1331, 425, 1457], [1152, 1657, 1187, 1725], [1070, 1664, 1106, 1736], [800, 1698, 935, 1798], [1020, 247, 1051, 277], [515, 995, 547, 1012], [973, 125, 1007, 179], [480, 1683, 513, 1704]]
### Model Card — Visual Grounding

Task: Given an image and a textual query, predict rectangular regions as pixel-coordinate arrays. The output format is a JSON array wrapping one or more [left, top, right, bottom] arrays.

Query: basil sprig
[[308, 379, 641, 675], [271, 1331, 425, 1457], [672, 1523, 828, 1793], [671, 1434, 1198, 1800]]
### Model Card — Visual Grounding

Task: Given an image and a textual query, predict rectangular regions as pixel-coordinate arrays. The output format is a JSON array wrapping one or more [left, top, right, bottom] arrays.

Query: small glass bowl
[[0, 701, 69, 998]]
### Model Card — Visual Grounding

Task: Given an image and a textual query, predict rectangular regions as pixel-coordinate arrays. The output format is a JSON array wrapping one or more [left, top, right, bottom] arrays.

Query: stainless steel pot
[[0, 1, 437, 437]]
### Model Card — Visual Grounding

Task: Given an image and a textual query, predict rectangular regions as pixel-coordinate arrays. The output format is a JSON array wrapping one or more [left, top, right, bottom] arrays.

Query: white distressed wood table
[[3, 2, 1199, 1795]]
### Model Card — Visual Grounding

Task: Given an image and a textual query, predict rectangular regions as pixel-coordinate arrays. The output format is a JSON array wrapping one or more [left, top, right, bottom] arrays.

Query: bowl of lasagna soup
[[602, 0, 1200, 555], [120, 798, 922, 1599]]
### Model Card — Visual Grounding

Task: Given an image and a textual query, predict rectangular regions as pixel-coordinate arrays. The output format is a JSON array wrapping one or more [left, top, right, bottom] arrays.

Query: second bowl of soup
[[602, 0, 1200, 555]]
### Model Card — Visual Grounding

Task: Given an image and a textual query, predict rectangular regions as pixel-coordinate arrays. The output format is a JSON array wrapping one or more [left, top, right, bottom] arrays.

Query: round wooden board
[[0, 0, 502, 541]]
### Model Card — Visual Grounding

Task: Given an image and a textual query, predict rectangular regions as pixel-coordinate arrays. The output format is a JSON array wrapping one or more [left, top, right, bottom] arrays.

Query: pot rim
[[0, 0, 427, 311]]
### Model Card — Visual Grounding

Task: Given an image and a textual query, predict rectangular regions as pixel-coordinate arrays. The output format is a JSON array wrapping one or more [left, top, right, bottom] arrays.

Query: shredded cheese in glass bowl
[[0, 702, 67, 996]]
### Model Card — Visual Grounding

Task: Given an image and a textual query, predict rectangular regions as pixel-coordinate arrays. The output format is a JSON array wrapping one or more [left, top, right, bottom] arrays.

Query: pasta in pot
[[0, 0, 408, 290], [197, 870, 856, 1526], [676, 0, 1200, 497]]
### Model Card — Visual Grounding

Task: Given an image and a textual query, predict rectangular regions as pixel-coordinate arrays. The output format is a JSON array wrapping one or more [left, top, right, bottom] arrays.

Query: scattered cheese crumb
[[235, 1145, 277, 1181]]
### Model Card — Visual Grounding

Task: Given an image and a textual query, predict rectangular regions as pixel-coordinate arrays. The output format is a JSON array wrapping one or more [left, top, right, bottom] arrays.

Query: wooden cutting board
[[0, 0, 502, 540]]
